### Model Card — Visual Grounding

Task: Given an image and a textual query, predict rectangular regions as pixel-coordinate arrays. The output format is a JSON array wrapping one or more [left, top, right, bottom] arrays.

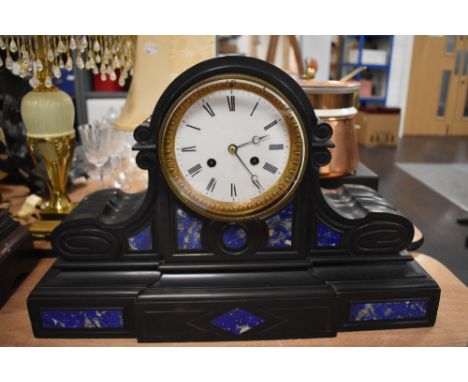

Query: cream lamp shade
[[21, 88, 75, 138], [114, 35, 216, 132]]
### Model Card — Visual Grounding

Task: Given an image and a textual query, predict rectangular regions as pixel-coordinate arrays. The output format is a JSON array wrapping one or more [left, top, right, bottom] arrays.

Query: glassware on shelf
[[100, 107, 129, 189], [77, 107, 148, 191], [77, 123, 114, 184], [108, 129, 129, 188]]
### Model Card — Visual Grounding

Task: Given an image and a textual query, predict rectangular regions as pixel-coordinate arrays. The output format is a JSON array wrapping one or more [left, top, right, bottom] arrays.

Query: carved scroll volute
[[52, 225, 121, 261]]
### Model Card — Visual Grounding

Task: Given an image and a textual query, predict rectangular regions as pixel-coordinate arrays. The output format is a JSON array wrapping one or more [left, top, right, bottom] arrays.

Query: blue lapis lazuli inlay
[[316, 222, 341, 247], [350, 300, 429, 322], [265, 203, 293, 248], [41, 309, 124, 329], [222, 226, 247, 250], [176, 207, 203, 250], [128, 225, 152, 251], [211, 308, 265, 335]]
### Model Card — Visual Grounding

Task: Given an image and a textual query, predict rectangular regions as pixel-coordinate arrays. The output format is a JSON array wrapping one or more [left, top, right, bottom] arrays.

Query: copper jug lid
[[297, 79, 360, 95]]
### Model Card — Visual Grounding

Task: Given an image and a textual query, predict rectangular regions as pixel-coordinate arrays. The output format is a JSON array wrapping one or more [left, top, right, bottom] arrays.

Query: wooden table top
[[0, 253, 467, 346]]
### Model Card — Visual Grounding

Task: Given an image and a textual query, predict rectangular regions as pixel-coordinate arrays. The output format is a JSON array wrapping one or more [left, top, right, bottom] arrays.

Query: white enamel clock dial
[[175, 89, 290, 202], [159, 75, 307, 221]]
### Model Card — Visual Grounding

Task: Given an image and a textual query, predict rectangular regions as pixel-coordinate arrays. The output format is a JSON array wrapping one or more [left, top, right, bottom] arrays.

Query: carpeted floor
[[396, 163, 468, 212]]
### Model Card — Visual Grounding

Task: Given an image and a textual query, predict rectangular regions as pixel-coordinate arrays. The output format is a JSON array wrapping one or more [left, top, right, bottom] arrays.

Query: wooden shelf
[[341, 63, 389, 70], [360, 96, 387, 103], [85, 91, 128, 99]]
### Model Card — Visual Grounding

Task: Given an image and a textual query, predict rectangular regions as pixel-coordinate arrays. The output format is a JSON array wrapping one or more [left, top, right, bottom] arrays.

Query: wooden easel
[[266, 35, 305, 76]]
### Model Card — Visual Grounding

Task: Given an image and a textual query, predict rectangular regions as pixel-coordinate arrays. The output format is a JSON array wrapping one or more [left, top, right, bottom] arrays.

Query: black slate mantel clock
[[28, 56, 440, 342]]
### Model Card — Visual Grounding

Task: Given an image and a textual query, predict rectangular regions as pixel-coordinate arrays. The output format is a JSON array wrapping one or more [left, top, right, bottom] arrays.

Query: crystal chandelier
[[0, 35, 135, 88]]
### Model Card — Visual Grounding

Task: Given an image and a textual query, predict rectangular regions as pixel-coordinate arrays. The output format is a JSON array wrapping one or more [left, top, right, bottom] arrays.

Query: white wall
[[386, 35, 414, 136], [300, 35, 331, 81]]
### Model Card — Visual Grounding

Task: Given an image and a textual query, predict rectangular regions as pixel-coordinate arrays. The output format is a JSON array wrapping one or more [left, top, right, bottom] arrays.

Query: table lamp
[[21, 72, 75, 231]]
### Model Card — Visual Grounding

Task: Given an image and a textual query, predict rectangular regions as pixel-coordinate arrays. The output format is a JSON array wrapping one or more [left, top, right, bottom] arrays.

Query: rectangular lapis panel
[[41, 309, 124, 329], [316, 222, 341, 247], [128, 225, 153, 251], [265, 204, 293, 248], [176, 207, 203, 250], [350, 300, 429, 322], [211, 308, 265, 335]]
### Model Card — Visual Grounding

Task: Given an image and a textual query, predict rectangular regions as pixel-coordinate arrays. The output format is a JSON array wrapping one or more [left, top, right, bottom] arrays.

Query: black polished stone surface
[[27, 57, 440, 342]]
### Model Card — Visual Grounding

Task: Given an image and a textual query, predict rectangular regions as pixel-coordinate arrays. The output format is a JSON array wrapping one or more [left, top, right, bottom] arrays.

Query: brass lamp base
[[25, 133, 76, 238], [29, 219, 61, 239], [40, 201, 75, 220], [30, 204, 77, 239]]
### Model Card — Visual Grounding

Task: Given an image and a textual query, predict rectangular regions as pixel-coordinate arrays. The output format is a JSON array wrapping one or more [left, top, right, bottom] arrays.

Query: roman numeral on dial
[[188, 163, 202, 177], [231, 183, 237, 198], [264, 120, 278, 131], [263, 162, 278, 174], [181, 146, 196, 152], [227, 95, 235, 111], [269, 144, 284, 150], [186, 123, 201, 131], [206, 177, 217, 193], [250, 101, 259, 116], [202, 102, 215, 117]]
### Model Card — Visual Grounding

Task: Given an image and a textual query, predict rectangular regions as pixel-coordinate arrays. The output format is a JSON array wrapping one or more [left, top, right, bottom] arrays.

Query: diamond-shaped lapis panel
[[316, 222, 341, 247], [265, 203, 293, 248], [41, 309, 124, 329], [211, 308, 265, 335], [176, 207, 203, 250], [350, 300, 429, 322], [128, 225, 152, 251]]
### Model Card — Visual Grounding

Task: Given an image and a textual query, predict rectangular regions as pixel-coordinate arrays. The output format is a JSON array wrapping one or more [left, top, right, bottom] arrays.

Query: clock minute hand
[[233, 150, 253, 176], [232, 149, 263, 190], [236, 135, 269, 149], [251, 175, 263, 190]]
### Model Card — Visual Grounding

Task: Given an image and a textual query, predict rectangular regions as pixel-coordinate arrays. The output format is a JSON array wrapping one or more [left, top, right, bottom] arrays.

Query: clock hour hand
[[236, 135, 269, 149]]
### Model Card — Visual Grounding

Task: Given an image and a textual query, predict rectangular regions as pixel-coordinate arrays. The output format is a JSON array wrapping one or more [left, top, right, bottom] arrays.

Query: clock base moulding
[[26, 183, 440, 341], [26, 56, 439, 342], [27, 255, 439, 341]]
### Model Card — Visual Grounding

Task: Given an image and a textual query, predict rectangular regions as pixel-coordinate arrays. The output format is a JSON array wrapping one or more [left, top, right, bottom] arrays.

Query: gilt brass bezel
[[159, 74, 308, 222]]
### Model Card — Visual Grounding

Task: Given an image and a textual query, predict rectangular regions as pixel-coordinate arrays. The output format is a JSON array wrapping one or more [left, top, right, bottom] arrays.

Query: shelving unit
[[73, 67, 130, 126], [338, 35, 394, 105]]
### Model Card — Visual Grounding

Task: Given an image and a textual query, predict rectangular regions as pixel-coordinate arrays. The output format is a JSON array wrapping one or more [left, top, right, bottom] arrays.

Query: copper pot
[[298, 79, 360, 178]]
